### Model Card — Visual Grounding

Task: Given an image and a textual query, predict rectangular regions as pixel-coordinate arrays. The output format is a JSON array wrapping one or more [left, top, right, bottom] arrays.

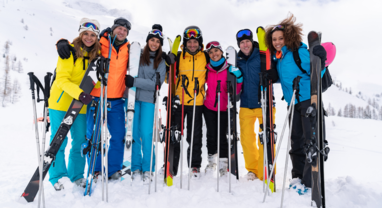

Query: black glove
[[265, 68, 279, 83], [56, 39, 73, 59], [79, 92, 93, 105], [99, 27, 112, 39], [125, 75, 135, 88], [313, 45, 327, 70], [162, 52, 176, 65]]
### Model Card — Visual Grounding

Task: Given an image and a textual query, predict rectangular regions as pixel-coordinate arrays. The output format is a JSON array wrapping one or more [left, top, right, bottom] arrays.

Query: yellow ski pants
[[239, 107, 276, 181]]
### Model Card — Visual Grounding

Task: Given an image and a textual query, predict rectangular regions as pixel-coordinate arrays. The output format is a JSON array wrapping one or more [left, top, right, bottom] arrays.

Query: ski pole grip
[[194, 77, 199, 91], [259, 72, 265, 87], [293, 76, 302, 91], [27, 72, 35, 91], [181, 75, 188, 88], [217, 80, 221, 93], [155, 72, 160, 89]]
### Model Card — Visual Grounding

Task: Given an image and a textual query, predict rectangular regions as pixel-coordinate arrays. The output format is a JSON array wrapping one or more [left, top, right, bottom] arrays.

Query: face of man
[[239, 39, 253, 56], [186, 39, 199, 53], [113, 26, 128, 41]]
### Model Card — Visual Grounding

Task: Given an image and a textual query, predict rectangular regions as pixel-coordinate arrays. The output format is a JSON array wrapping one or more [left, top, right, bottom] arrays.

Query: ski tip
[[256, 26, 265, 33], [166, 176, 173, 186]]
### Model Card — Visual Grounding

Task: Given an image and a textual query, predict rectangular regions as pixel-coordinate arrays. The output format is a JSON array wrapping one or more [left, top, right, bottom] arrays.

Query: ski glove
[[313, 45, 327, 71], [56, 39, 74, 59], [265, 68, 279, 83], [162, 52, 176, 66], [79, 92, 93, 105], [125, 75, 135, 88], [99, 27, 112, 39], [229, 66, 243, 83]]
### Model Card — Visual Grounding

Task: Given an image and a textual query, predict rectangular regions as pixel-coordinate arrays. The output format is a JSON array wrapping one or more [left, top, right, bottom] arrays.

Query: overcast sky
[[72, 0, 382, 90]]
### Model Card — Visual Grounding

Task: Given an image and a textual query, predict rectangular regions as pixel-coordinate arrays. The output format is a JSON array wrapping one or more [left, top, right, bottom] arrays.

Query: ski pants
[[289, 99, 317, 188], [48, 109, 87, 185], [173, 105, 204, 174], [131, 100, 155, 173], [239, 107, 275, 181], [203, 106, 229, 158], [86, 97, 125, 176]]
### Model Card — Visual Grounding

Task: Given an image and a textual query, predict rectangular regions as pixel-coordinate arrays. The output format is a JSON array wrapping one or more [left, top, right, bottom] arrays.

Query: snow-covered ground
[[1, 0, 382, 208]]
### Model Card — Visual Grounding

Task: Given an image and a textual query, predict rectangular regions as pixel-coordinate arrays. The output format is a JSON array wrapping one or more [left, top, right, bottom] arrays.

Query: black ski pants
[[289, 99, 312, 188], [203, 106, 229, 158], [172, 105, 204, 175]]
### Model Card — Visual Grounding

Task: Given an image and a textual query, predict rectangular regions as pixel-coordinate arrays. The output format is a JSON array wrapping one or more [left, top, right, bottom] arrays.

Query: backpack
[[292, 50, 333, 93]]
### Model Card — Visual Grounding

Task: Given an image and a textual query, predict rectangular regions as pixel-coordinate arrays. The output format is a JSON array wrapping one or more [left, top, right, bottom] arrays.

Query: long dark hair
[[265, 13, 303, 54], [140, 42, 163, 69], [72, 32, 101, 62]]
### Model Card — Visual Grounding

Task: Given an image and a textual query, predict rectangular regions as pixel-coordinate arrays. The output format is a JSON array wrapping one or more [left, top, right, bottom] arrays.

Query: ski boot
[[53, 180, 64, 191], [219, 158, 228, 177], [109, 170, 122, 181], [143, 171, 153, 185], [190, 167, 201, 179], [289, 178, 309, 195], [205, 154, 217, 174], [74, 178, 86, 188], [247, 171, 258, 181], [131, 170, 142, 181]]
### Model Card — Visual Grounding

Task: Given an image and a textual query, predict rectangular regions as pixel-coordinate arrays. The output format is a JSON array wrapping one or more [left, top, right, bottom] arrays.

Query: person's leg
[[203, 106, 218, 156], [140, 101, 155, 172], [239, 108, 257, 174], [67, 113, 87, 182], [299, 100, 313, 188], [188, 106, 203, 168], [172, 105, 184, 176], [131, 101, 142, 172], [219, 111, 229, 158], [105, 98, 126, 176], [48, 109, 69, 185], [254, 108, 264, 181]]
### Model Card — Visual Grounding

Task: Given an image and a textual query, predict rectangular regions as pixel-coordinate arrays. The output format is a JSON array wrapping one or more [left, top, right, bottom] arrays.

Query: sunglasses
[[149, 29, 163, 38], [184, 28, 202, 39], [114, 18, 131, 30], [237, 29, 252, 38], [206, 41, 222, 51], [271, 25, 285, 32], [79, 22, 100, 32]]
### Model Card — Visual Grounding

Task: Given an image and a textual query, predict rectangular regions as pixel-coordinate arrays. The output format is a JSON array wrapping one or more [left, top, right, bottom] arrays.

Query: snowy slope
[[0, 0, 382, 208]]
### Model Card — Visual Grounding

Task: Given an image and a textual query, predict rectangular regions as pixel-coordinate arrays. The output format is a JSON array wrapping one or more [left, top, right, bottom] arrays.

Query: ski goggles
[[236, 29, 252, 39], [149, 29, 163, 38], [184, 28, 202, 39], [271, 25, 285, 32], [79, 22, 100, 33], [206, 41, 222, 52], [114, 18, 131, 30]]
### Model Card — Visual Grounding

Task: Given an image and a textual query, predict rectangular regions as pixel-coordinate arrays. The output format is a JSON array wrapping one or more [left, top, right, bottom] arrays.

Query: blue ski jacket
[[237, 47, 261, 109], [274, 43, 326, 105]]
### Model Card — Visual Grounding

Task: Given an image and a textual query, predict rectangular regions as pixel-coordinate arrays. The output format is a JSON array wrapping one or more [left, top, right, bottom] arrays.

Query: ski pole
[[155, 109, 161, 192], [263, 76, 301, 203], [188, 77, 199, 190], [103, 74, 109, 202], [227, 80, 232, 193], [280, 76, 301, 208], [100, 69, 105, 201], [215, 80, 221, 192], [259, 73, 268, 193], [149, 72, 160, 194], [180, 75, 188, 189], [27, 72, 44, 208]]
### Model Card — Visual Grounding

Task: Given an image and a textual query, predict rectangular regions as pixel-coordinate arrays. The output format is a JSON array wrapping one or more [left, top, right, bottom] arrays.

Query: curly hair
[[72, 32, 101, 62], [265, 13, 303, 54]]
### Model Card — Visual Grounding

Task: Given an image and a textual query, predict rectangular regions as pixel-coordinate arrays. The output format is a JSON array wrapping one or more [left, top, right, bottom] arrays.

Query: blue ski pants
[[131, 100, 156, 173], [86, 97, 125, 176], [48, 109, 87, 185]]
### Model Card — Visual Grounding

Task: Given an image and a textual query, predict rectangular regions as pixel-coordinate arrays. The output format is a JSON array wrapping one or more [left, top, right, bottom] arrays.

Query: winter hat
[[111, 17, 132, 34], [236, 28, 253, 47], [78, 18, 101, 36], [183, 25, 203, 49], [146, 24, 164, 46], [205, 41, 223, 53]]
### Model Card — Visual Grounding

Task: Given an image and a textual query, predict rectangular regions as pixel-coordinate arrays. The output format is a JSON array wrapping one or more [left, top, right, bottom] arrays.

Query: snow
[[1, 0, 382, 208]]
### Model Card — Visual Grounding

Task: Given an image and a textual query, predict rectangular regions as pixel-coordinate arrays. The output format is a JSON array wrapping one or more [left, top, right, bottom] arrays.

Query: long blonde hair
[[72, 32, 101, 62]]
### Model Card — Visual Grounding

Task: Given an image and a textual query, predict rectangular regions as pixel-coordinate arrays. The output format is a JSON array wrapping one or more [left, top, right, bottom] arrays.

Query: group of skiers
[[49, 13, 327, 195]]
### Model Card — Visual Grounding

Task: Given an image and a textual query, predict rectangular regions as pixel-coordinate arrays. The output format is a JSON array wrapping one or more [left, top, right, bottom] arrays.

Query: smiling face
[[186, 39, 199, 53], [272, 30, 285, 52], [239, 39, 253, 56], [113, 26, 128, 41], [81, 31, 97, 47], [148, 37, 161, 52], [208, 48, 223, 62]]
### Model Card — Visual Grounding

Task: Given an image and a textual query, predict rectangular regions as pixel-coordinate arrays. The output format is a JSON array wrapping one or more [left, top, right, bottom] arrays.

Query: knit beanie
[[78, 18, 101, 36], [111, 17, 131, 34], [236, 28, 253, 47], [146, 24, 164, 46]]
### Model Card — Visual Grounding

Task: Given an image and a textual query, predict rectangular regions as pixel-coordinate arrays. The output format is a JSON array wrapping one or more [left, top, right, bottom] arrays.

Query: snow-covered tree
[[1, 55, 12, 107], [337, 108, 342, 117], [11, 79, 20, 104]]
